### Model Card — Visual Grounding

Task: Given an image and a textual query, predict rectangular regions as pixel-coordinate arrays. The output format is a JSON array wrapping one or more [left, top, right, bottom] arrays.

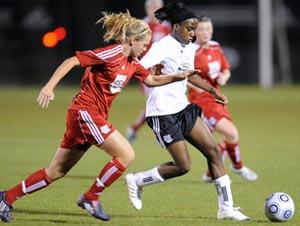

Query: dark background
[[0, 0, 299, 86]]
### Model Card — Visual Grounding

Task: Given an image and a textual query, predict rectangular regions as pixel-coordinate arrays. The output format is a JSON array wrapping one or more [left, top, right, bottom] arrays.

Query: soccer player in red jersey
[[0, 11, 199, 223], [127, 0, 172, 143], [188, 16, 258, 182]]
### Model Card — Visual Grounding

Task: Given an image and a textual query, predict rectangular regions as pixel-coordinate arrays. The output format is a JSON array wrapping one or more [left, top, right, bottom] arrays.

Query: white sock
[[135, 167, 164, 187], [214, 174, 234, 211]]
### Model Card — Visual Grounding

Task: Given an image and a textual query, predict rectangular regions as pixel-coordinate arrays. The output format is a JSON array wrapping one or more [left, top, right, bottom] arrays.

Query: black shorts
[[146, 104, 202, 148]]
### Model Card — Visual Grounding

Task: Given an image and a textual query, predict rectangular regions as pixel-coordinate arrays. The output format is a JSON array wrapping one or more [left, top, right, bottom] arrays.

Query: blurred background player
[[0, 11, 197, 223], [127, 0, 171, 143], [188, 15, 258, 182], [125, 2, 250, 221]]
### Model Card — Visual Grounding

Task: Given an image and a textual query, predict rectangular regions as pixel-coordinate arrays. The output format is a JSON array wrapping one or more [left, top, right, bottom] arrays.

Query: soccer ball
[[264, 192, 295, 222]]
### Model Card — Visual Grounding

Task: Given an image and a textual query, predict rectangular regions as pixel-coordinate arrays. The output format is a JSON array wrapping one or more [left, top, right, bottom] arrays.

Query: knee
[[206, 144, 222, 162], [117, 149, 135, 167], [176, 163, 191, 176], [224, 128, 239, 143]]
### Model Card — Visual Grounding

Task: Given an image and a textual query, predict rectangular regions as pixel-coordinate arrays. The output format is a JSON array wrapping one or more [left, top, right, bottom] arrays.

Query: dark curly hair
[[154, 1, 196, 25]]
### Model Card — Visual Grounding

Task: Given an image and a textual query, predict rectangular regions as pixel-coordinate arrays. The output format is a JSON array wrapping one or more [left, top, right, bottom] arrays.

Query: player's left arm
[[216, 48, 231, 86], [188, 74, 228, 104], [216, 69, 231, 86]]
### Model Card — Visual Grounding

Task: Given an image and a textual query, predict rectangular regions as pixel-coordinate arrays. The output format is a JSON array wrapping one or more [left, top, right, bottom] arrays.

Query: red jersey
[[194, 41, 229, 87], [188, 41, 231, 127], [142, 17, 171, 55], [71, 44, 150, 119], [145, 18, 171, 43], [189, 41, 230, 100]]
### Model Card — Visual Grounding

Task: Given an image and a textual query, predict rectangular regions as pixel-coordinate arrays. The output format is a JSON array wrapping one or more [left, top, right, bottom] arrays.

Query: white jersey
[[140, 35, 199, 116]]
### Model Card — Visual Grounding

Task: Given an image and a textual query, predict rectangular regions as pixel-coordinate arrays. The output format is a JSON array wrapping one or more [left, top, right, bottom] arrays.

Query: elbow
[[144, 76, 157, 87], [143, 81, 155, 87], [64, 56, 79, 67]]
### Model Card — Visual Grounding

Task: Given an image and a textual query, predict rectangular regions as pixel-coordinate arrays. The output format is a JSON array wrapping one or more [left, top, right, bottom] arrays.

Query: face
[[195, 21, 213, 45], [174, 18, 198, 44], [130, 33, 152, 58]]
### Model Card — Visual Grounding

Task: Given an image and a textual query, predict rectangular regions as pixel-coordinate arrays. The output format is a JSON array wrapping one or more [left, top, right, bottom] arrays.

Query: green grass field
[[0, 85, 299, 226]]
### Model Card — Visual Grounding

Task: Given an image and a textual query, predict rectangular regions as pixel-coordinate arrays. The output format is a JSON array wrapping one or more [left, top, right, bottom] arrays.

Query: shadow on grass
[[15, 208, 88, 217], [14, 208, 271, 224]]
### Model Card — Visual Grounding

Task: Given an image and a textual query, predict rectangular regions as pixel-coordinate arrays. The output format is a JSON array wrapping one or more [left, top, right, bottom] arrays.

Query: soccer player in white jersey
[[125, 2, 250, 221]]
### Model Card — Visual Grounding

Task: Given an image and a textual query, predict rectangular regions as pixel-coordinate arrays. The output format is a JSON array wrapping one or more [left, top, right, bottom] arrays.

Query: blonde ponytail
[[96, 11, 151, 43]]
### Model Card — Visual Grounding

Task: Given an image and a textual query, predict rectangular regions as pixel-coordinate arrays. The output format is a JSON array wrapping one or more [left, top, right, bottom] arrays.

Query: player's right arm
[[37, 56, 80, 108]]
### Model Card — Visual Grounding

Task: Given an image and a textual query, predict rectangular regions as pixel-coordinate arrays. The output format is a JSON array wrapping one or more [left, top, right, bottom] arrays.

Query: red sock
[[132, 110, 146, 131], [4, 168, 52, 205], [225, 142, 243, 169], [84, 158, 126, 201]]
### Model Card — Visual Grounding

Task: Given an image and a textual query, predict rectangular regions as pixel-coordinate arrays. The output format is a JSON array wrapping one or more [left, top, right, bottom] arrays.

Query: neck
[[122, 44, 131, 57], [172, 31, 185, 45], [197, 40, 209, 48]]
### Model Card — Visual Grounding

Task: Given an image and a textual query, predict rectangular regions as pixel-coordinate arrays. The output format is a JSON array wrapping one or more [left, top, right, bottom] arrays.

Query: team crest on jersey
[[208, 61, 221, 79], [110, 74, 127, 94], [100, 125, 110, 134], [163, 134, 173, 143]]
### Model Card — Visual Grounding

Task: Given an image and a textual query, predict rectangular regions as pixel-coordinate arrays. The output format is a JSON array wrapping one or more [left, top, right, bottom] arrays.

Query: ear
[[128, 38, 136, 46], [173, 24, 180, 31]]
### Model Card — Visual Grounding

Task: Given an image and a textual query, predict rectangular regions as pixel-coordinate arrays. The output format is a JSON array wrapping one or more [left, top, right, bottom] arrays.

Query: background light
[[42, 32, 58, 48]]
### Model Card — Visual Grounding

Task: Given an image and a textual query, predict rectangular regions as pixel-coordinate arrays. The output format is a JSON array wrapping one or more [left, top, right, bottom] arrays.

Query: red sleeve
[[133, 61, 151, 82], [219, 47, 230, 70], [75, 49, 106, 67]]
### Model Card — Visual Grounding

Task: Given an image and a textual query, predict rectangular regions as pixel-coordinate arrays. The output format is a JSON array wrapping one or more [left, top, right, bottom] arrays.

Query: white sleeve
[[140, 42, 165, 69]]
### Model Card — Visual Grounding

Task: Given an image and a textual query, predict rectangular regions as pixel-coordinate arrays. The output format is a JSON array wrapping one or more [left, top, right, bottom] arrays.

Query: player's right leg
[[0, 147, 85, 223], [0, 191, 13, 223]]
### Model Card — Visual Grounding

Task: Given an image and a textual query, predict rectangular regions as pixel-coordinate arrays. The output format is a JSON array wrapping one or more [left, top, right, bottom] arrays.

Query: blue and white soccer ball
[[265, 192, 295, 222]]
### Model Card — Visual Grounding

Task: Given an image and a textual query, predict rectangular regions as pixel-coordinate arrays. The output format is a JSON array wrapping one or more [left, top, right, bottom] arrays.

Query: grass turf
[[0, 85, 299, 226]]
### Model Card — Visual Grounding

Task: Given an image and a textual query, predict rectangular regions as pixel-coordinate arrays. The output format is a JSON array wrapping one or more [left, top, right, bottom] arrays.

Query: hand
[[210, 88, 228, 105], [151, 64, 164, 75], [37, 86, 55, 108], [216, 71, 230, 86], [184, 69, 201, 78]]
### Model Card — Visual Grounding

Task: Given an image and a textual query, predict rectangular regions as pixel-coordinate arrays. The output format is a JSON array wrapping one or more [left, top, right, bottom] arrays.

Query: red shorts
[[190, 94, 231, 131], [60, 109, 115, 151]]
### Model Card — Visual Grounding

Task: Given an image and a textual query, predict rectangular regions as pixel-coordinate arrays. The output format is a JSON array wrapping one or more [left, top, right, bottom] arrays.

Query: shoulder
[[209, 40, 223, 50], [93, 44, 123, 62], [150, 35, 172, 50], [208, 40, 220, 46], [188, 42, 200, 51], [93, 44, 122, 54]]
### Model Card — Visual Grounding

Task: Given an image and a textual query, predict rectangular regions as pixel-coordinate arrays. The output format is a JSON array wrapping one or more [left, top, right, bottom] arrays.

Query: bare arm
[[143, 70, 198, 87], [37, 56, 80, 108], [216, 69, 231, 86], [188, 74, 228, 104]]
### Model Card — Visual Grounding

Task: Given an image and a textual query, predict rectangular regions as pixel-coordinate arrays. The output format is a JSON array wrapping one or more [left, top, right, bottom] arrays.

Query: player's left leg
[[186, 117, 250, 221], [79, 130, 134, 220], [215, 118, 257, 181]]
